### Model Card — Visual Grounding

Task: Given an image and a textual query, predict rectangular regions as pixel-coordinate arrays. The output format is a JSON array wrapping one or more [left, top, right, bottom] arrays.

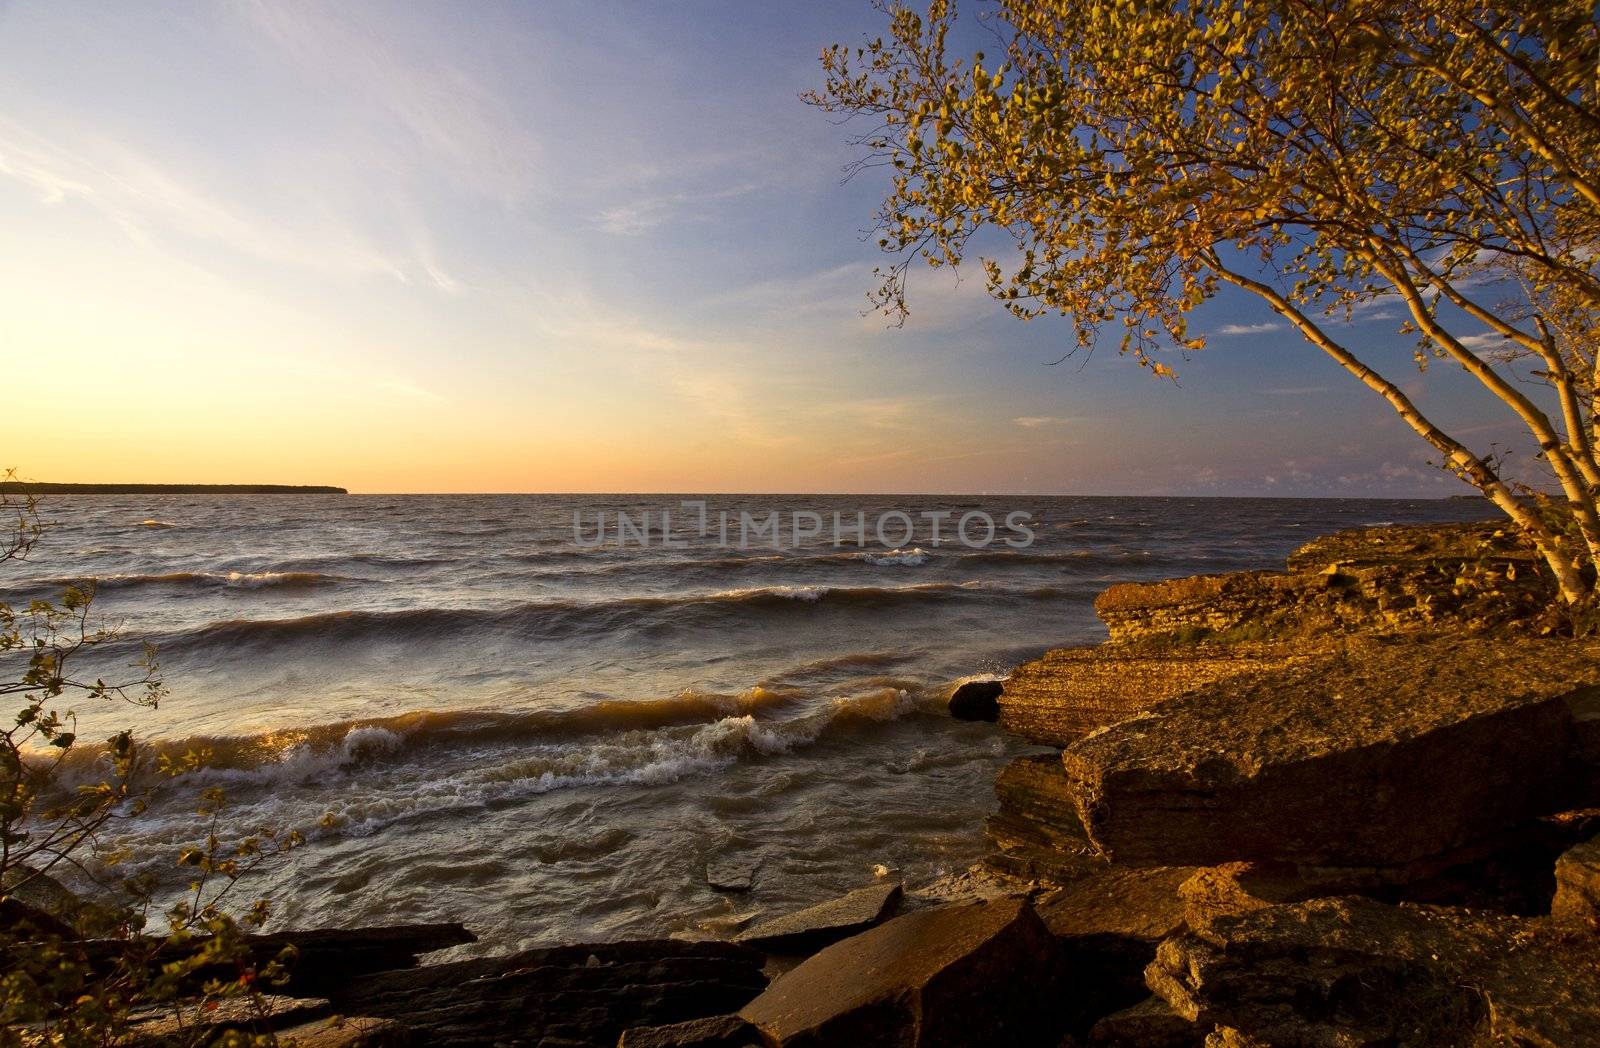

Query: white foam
[[857, 547, 931, 566]]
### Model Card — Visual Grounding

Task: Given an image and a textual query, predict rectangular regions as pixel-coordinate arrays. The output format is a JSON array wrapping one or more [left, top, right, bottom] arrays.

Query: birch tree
[[810, 0, 1600, 603]]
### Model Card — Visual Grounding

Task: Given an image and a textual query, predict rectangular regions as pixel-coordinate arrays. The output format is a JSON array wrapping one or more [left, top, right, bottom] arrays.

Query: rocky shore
[[19, 520, 1600, 1046]]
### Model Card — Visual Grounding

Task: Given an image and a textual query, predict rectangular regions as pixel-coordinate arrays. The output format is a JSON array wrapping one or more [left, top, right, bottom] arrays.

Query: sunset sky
[[0, 1, 1537, 495]]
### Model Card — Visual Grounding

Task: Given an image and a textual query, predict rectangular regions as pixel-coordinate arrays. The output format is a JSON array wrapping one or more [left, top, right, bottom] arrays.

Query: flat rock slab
[[1061, 638, 1600, 868], [999, 644, 1294, 747], [272, 1017, 408, 1048], [734, 882, 903, 953], [1147, 896, 1600, 1046], [1554, 833, 1600, 929], [619, 1013, 764, 1047], [739, 896, 1068, 1047], [327, 939, 767, 1048]]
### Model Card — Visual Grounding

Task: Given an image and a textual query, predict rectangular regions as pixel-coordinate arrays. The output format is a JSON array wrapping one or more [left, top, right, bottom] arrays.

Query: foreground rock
[[739, 897, 1067, 1046], [1061, 637, 1599, 870], [1554, 832, 1600, 929], [734, 881, 903, 953], [327, 939, 766, 1048], [1147, 896, 1600, 1045]]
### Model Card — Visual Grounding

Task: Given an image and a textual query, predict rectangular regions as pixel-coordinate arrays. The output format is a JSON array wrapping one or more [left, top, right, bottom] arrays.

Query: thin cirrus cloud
[[1216, 322, 1284, 336], [1013, 416, 1077, 429]]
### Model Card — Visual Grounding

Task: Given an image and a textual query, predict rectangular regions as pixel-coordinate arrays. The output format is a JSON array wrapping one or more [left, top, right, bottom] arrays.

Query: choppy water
[[5, 494, 1494, 951]]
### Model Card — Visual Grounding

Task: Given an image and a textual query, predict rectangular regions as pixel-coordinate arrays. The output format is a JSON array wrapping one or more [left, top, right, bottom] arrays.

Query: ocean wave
[[139, 519, 181, 529], [77, 685, 931, 845], [79, 570, 351, 592], [140, 582, 1014, 656], [52, 686, 809, 785]]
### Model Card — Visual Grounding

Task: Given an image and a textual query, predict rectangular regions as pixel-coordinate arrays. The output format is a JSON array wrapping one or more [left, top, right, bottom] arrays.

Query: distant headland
[[0, 482, 347, 495]]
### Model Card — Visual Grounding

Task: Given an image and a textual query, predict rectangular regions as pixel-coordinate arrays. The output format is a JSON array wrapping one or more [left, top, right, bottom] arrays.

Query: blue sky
[[0, 0, 1535, 494]]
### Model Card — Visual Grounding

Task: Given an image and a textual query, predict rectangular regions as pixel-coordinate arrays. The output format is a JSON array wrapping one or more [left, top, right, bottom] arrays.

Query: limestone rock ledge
[[1060, 637, 1599, 870], [1096, 520, 1550, 645], [1147, 896, 1600, 1046]]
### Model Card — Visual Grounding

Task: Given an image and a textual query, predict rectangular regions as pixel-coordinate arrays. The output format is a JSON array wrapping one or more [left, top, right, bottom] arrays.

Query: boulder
[[738, 896, 1068, 1047], [328, 939, 767, 1048], [1087, 997, 1202, 1048], [1060, 638, 1599, 869], [619, 1013, 764, 1047], [1146, 896, 1600, 1046], [1554, 833, 1600, 930], [734, 882, 903, 954], [997, 644, 1292, 746], [948, 679, 1003, 722]]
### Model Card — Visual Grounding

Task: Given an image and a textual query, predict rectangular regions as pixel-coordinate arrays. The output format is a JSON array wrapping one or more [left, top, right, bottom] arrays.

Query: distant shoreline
[[0, 483, 347, 495]]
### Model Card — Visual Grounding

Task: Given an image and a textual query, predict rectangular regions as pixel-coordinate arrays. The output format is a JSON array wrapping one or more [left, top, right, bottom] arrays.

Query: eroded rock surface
[[1554, 833, 1600, 930], [1096, 521, 1550, 645], [1060, 638, 1599, 869], [1147, 896, 1600, 1047]]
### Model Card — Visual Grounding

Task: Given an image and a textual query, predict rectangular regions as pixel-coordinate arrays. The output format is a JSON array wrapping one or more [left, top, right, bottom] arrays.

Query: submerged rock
[[739, 896, 1068, 1047], [1060, 638, 1599, 870], [1554, 832, 1600, 930], [948, 679, 1003, 721], [734, 881, 903, 954], [707, 855, 762, 893], [1147, 896, 1600, 1046]]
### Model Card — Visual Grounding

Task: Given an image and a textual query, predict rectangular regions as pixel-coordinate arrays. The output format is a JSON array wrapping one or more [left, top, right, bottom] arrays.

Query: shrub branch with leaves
[[0, 476, 309, 1047]]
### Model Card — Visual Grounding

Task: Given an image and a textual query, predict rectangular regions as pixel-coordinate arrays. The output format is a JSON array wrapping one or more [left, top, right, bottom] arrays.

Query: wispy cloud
[[596, 182, 759, 236], [1216, 322, 1283, 336], [1013, 416, 1077, 428], [0, 115, 414, 281], [1456, 332, 1507, 350]]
